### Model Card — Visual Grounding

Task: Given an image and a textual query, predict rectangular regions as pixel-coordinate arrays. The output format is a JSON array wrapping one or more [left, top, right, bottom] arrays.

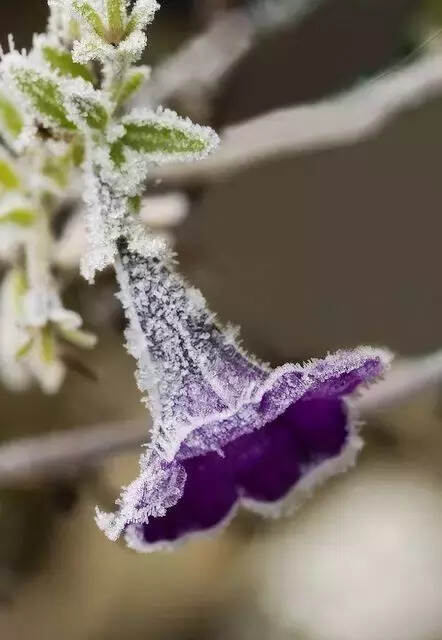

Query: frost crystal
[[96, 232, 392, 550]]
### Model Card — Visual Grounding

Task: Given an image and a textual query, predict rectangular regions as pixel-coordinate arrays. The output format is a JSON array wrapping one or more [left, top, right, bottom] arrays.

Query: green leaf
[[0, 93, 24, 139], [112, 70, 145, 107], [0, 157, 20, 191], [107, 0, 124, 42], [42, 46, 95, 84], [125, 0, 159, 36], [13, 68, 76, 131], [109, 139, 125, 166], [72, 140, 85, 166], [128, 195, 141, 212], [41, 326, 55, 363], [69, 94, 108, 131], [16, 337, 34, 360], [73, 1, 107, 38], [109, 111, 219, 167], [123, 122, 206, 154], [0, 208, 37, 226]]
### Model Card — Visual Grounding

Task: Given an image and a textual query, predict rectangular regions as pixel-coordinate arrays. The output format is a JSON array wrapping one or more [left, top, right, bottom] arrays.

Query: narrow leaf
[[41, 326, 56, 363], [125, 0, 159, 35], [42, 46, 95, 84], [110, 110, 219, 167], [0, 92, 24, 139], [69, 94, 108, 131], [0, 157, 20, 191], [73, 1, 107, 38], [107, 0, 124, 42], [0, 208, 37, 226], [122, 121, 207, 154], [109, 139, 125, 166], [13, 68, 76, 130], [16, 337, 34, 360], [113, 69, 146, 107]]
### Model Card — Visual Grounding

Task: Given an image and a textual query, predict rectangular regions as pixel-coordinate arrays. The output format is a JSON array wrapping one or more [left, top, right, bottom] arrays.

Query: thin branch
[[1, 351, 442, 484], [138, 0, 319, 108], [0, 420, 147, 484], [149, 53, 442, 188]]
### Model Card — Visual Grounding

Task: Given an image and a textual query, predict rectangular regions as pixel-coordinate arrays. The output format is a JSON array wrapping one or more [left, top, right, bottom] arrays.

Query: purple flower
[[96, 235, 391, 551]]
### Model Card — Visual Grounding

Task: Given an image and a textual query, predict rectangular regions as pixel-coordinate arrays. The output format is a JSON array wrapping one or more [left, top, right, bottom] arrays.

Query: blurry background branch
[[139, 0, 321, 108], [2, 351, 442, 485], [149, 52, 442, 188]]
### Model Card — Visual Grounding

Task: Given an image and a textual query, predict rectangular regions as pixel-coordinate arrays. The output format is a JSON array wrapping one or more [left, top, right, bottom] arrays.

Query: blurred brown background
[[2, 1, 442, 639]]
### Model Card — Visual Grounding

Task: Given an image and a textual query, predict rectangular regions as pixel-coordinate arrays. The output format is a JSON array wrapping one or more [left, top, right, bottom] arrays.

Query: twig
[[138, 0, 319, 108], [0, 420, 147, 484], [1, 352, 442, 484], [149, 53, 442, 188]]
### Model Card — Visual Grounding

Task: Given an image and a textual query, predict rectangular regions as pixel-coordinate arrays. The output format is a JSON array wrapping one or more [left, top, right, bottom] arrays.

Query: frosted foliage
[[0, 269, 83, 394], [119, 107, 220, 166], [0, 271, 32, 391], [79, 107, 218, 280], [116, 235, 269, 460], [52, 0, 160, 64]]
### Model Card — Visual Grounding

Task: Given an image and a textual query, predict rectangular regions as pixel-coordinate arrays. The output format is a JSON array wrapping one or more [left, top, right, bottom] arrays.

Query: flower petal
[[127, 452, 238, 549]]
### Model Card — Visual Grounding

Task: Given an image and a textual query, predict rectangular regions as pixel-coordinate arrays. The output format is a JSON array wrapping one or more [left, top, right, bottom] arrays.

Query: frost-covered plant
[[0, 1, 392, 551]]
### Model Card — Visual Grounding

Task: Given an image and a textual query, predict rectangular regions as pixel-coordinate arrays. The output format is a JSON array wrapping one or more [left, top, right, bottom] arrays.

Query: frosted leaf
[[71, 1, 107, 39], [22, 285, 82, 330], [118, 28, 147, 61], [40, 40, 96, 84], [126, 0, 160, 32], [104, 107, 219, 194], [0, 149, 21, 193], [111, 107, 220, 166], [0, 269, 82, 394], [0, 85, 34, 152], [55, 0, 159, 65], [2, 51, 77, 131], [0, 193, 37, 227], [106, 0, 125, 40], [71, 33, 115, 65], [112, 65, 150, 107], [62, 77, 109, 132], [0, 270, 33, 392]]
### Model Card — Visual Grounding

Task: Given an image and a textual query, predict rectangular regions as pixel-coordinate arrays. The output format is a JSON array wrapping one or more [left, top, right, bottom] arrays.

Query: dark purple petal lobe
[[141, 452, 237, 545]]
